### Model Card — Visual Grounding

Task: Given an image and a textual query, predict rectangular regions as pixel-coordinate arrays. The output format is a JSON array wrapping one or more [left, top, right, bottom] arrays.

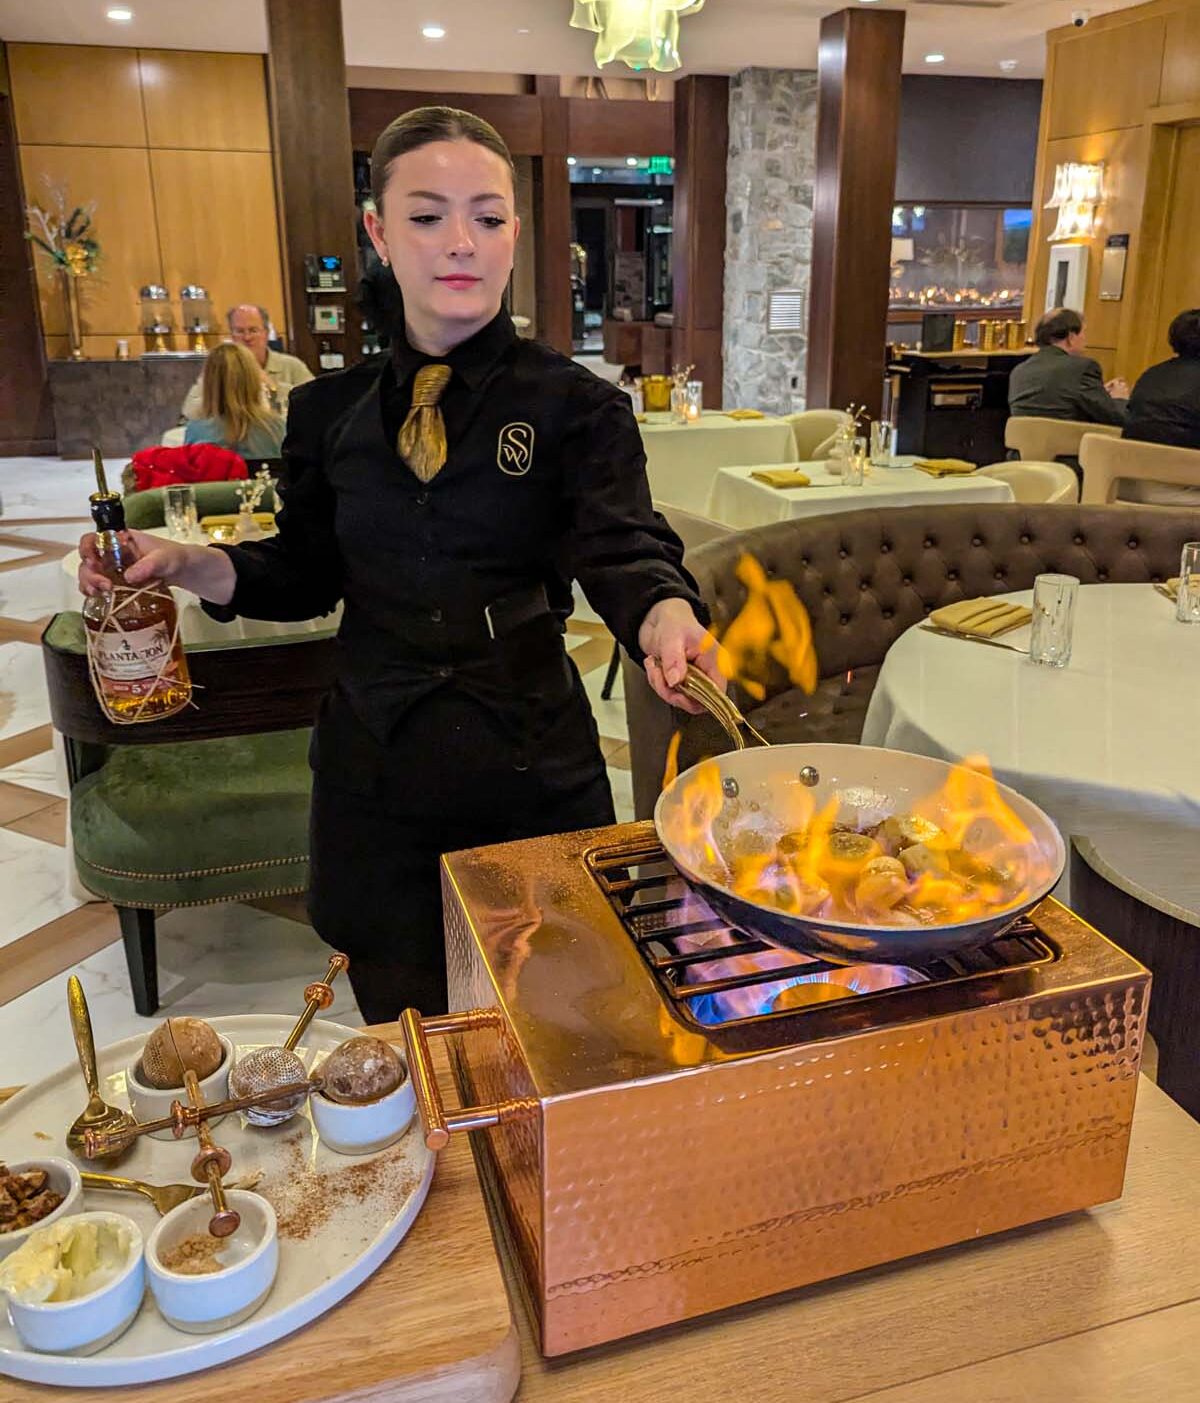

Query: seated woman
[[1123, 308, 1200, 451], [184, 342, 286, 461]]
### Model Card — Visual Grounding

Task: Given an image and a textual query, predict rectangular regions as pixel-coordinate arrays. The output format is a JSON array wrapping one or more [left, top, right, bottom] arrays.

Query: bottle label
[[92, 624, 176, 692]]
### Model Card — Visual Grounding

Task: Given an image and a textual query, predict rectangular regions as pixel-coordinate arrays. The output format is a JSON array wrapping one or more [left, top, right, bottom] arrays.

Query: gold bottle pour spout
[[90, 446, 118, 504]]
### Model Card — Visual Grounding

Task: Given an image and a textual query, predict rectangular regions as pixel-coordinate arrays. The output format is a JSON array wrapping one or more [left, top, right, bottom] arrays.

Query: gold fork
[[80, 1170, 204, 1216]]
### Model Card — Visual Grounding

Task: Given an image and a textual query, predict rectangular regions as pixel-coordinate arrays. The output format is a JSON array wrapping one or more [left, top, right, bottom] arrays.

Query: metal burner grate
[[589, 837, 1056, 1029]]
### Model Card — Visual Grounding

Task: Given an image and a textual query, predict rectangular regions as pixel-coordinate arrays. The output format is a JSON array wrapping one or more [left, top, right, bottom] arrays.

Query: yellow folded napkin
[[635, 413, 648, 424], [751, 468, 811, 490], [1163, 577, 1181, 600], [930, 598, 1032, 638], [724, 408, 766, 420], [200, 512, 276, 534], [915, 458, 977, 477]]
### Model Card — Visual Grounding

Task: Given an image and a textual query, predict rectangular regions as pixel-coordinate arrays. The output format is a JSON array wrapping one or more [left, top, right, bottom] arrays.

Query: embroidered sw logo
[[497, 422, 535, 475]]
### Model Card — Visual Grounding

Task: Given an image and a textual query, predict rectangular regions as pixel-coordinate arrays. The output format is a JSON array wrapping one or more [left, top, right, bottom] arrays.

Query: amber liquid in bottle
[[82, 455, 191, 722]]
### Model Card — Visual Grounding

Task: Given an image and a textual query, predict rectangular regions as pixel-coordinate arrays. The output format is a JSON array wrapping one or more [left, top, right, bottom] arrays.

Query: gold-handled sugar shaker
[[228, 954, 349, 1126], [182, 1069, 240, 1238]]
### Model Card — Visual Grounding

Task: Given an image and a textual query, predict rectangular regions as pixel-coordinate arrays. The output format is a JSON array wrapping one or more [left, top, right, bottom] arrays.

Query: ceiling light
[[571, 0, 705, 74], [998, 58, 1018, 72], [421, 24, 446, 40], [625, 156, 639, 167], [924, 52, 945, 64], [106, 5, 134, 19], [592, 167, 602, 175], [516, 26, 531, 34], [567, 156, 577, 166]]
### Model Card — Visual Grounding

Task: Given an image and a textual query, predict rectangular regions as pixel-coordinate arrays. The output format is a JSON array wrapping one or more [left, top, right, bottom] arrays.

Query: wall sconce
[[1046, 161, 1105, 241]]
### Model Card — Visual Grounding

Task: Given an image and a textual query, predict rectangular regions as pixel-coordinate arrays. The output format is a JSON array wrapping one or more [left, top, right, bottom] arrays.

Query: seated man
[[182, 304, 312, 419], [1008, 307, 1127, 426], [1123, 307, 1200, 451]]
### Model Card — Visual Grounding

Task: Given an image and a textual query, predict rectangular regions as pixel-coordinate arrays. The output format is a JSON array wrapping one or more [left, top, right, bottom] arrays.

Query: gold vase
[[63, 272, 85, 360]]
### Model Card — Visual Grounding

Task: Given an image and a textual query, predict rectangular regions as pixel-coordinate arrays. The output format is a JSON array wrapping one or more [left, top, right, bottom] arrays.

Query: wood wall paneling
[[566, 97, 673, 158], [150, 149, 287, 340], [807, 7, 906, 417], [8, 44, 145, 147], [138, 50, 271, 151], [1033, 125, 1149, 352], [18, 144, 160, 338], [533, 76, 573, 356], [266, 0, 361, 369], [1150, 124, 1200, 356], [1160, 8, 1200, 105], [0, 87, 54, 452], [1046, 17, 1166, 139], [348, 88, 544, 155], [672, 75, 728, 405]]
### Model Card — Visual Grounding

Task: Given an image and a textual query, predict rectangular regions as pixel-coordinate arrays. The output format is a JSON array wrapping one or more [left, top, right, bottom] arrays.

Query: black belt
[[483, 581, 554, 641]]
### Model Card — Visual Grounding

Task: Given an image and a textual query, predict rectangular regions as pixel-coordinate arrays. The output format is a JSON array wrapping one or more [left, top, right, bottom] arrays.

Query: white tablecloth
[[639, 412, 797, 514], [705, 462, 1014, 532], [861, 584, 1200, 901]]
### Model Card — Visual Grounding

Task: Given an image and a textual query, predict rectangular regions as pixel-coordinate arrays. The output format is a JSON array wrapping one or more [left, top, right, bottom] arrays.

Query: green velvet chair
[[41, 613, 336, 1016], [122, 478, 280, 530]]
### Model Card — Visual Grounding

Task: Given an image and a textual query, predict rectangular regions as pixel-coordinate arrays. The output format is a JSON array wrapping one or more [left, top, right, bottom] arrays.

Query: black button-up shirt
[[205, 309, 705, 741]]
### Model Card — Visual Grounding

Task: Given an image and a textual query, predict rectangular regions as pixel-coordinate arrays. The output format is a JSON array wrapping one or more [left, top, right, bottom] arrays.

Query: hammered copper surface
[[441, 822, 1150, 1357]]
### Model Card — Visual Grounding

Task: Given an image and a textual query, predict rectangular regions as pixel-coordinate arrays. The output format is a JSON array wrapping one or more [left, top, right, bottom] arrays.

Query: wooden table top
[[495, 1075, 1200, 1402]]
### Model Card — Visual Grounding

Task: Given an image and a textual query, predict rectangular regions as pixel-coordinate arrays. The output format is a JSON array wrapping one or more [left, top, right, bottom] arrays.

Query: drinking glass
[[1176, 542, 1200, 623], [870, 421, 895, 466], [164, 484, 199, 542], [684, 380, 703, 421], [670, 384, 688, 424], [1030, 573, 1078, 667]]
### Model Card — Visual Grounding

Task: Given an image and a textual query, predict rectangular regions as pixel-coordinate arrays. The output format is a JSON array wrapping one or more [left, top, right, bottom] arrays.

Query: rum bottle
[[82, 449, 192, 723]]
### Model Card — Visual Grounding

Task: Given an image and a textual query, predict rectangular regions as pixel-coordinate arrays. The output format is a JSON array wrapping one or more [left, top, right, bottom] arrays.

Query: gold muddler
[[182, 1068, 240, 1238]]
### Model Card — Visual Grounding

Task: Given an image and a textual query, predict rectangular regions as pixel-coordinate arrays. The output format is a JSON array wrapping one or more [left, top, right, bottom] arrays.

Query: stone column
[[723, 68, 818, 414]]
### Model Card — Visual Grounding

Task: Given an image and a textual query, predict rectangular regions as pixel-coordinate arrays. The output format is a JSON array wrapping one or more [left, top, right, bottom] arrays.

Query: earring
[[381, 256, 390, 267]]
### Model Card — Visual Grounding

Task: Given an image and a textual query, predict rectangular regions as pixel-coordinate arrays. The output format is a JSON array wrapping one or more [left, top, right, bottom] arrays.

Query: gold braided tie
[[396, 363, 453, 482]]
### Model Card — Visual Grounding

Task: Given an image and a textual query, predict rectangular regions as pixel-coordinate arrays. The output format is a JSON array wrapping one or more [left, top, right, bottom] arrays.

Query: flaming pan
[[654, 670, 1065, 966]]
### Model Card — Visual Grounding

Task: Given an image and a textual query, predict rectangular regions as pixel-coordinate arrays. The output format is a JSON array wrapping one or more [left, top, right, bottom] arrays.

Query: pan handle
[[675, 665, 770, 749], [400, 1007, 536, 1151]]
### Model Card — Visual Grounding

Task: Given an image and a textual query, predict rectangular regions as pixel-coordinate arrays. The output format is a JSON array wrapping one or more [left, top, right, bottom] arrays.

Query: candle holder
[[684, 380, 703, 422]]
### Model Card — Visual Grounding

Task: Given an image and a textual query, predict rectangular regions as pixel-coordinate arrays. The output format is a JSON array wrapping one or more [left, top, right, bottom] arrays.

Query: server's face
[[367, 140, 518, 338]]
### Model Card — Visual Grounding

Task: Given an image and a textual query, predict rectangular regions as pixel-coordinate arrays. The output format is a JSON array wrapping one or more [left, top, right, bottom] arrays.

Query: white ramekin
[[310, 1073, 416, 1155], [125, 1034, 233, 1138], [0, 1158, 83, 1262], [4, 1211, 144, 1355], [145, 1190, 278, 1334]]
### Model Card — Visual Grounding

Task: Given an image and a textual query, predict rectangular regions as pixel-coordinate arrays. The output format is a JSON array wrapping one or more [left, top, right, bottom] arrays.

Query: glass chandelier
[[570, 0, 706, 73], [1045, 161, 1105, 241]]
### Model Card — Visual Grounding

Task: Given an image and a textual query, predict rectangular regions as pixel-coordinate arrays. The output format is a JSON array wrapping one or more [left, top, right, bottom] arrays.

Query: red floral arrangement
[[127, 444, 248, 492]]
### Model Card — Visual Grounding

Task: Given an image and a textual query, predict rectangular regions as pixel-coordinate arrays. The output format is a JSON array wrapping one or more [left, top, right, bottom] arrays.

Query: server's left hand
[[639, 599, 726, 713]]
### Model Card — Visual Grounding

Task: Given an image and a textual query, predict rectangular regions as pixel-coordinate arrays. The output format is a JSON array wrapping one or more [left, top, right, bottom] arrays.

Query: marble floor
[[0, 456, 631, 1086]]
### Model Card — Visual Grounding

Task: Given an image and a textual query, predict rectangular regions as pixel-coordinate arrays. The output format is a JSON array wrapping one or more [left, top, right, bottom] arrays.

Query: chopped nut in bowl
[[0, 1159, 83, 1261]]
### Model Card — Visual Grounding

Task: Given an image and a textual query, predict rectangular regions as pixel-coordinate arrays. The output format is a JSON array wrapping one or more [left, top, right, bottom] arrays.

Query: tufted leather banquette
[[623, 502, 1200, 819]]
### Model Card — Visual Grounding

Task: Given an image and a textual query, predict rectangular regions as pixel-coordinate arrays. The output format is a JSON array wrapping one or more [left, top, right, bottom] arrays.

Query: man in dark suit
[[1123, 308, 1200, 450], [1009, 307, 1127, 426]]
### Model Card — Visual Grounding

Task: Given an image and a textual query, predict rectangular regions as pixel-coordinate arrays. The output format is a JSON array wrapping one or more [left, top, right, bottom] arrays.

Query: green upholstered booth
[[41, 613, 336, 1015], [121, 478, 280, 530]]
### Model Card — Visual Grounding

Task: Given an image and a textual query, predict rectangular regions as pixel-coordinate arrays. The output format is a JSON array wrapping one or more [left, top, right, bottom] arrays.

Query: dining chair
[[122, 478, 280, 529], [1004, 416, 1121, 463], [784, 410, 852, 461], [1079, 434, 1200, 505], [979, 461, 1079, 504], [42, 614, 336, 1015]]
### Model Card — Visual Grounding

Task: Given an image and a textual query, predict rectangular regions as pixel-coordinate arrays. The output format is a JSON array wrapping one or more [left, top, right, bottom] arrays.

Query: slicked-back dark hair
[[1035, 306, 1084, 347], [1168, 308, 1200, 359], [369, 105, 515, 208]]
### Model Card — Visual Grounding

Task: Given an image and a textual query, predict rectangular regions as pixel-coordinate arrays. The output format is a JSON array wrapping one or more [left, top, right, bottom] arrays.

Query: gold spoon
[[64, 975, 137, 1162], [80, 1171, 203, 1216]]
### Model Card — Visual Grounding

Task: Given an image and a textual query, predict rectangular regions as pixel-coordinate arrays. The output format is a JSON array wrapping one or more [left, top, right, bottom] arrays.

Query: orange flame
[[669, 753, 1051, 929], [660, 552, 819, 790]]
